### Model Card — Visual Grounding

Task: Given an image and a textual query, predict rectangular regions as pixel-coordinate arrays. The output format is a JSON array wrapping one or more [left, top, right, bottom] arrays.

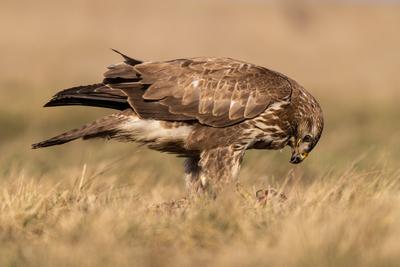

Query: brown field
[[1, 0, 400, 266]]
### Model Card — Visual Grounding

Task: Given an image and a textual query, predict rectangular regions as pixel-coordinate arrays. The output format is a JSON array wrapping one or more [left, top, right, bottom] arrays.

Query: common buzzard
[[33, 50, 324, 195]]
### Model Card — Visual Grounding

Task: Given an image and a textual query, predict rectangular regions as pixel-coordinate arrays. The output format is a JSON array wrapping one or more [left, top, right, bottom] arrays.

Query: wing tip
[[43, 99, 57, 107], [42, 96, 70, 108], [110, 48, 142, 66]]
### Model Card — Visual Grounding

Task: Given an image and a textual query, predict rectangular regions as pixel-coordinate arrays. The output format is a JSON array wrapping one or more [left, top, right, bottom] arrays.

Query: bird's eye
[[303, 135, 312, 143]]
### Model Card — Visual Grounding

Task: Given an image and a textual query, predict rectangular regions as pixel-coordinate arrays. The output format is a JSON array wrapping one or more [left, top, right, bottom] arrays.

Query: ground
[[1, 1, 400, 266]]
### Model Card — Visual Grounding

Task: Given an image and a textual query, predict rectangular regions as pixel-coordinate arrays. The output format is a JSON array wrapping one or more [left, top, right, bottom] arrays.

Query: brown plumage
[[33, 50, 324, 195]]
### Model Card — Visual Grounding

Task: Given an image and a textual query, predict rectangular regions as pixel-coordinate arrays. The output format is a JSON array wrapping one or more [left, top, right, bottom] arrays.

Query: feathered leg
[[184, 146, 245, 197], [184, 155, 204, 195]]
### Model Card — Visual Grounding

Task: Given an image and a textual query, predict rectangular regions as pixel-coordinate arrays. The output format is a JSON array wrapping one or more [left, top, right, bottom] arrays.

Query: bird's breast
[[244, 107, 292, 150]]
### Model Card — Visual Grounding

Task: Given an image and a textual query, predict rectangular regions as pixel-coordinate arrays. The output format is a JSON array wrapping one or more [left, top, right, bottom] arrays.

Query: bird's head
[[289, 105, 324, 164]]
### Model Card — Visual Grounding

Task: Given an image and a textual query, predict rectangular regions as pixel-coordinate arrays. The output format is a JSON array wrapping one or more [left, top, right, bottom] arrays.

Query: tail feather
[[32, 110, 133, 149], [44, 83, 131, 110]]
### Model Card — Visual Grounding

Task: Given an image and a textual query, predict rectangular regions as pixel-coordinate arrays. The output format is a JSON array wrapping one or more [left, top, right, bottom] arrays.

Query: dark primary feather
[[42, 50, 143, 110], [44, 83, 131, 110]]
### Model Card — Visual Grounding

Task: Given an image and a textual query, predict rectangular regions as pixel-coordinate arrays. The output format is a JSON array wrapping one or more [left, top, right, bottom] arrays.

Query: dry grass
[[1, 163, 400, 267], [1, 1, 400, 266]]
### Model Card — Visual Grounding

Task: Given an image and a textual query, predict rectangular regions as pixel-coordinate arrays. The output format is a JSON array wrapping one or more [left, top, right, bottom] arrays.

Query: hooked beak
[[290, 152, 309, 164]]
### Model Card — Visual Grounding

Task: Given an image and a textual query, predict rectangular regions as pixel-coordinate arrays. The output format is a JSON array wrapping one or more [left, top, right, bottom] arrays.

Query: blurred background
[[0, 0, 399, 195]]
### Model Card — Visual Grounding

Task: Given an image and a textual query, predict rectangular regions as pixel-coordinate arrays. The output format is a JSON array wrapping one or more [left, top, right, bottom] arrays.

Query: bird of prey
[[33, 50, 324, 195]]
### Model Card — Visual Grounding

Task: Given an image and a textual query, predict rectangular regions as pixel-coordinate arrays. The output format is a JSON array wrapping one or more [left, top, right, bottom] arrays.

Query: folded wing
[[44, 51, 293, 128], [105, 56, 293, 127]]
